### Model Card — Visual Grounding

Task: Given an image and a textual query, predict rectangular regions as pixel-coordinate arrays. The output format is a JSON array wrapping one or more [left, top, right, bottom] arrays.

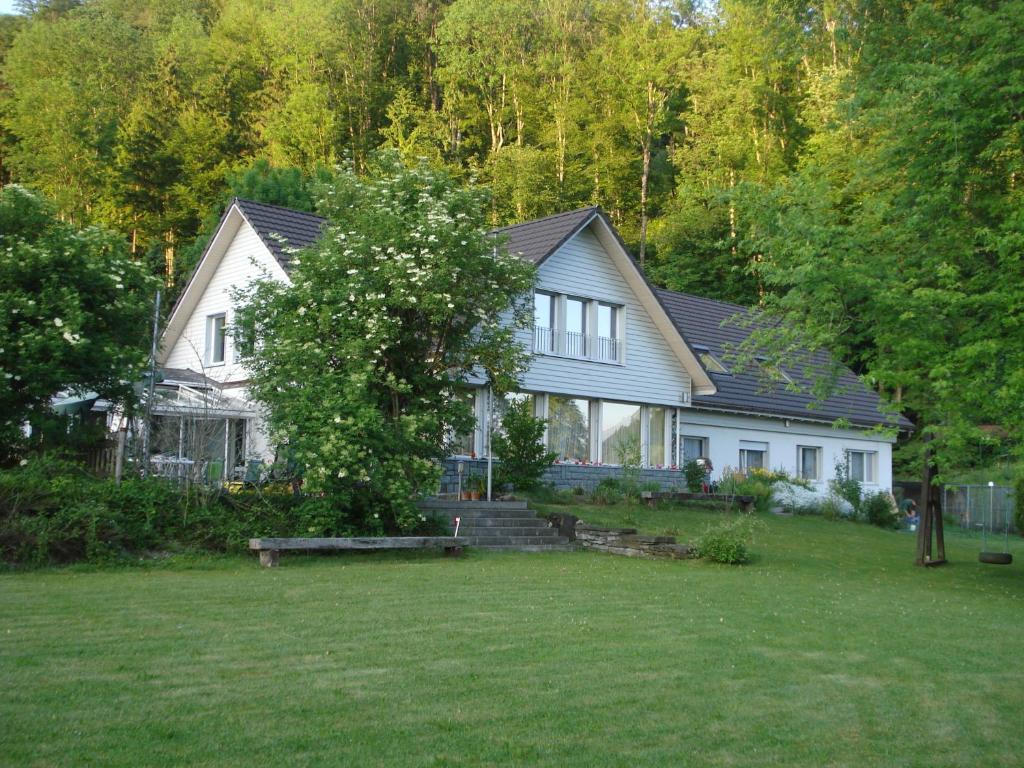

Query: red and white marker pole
[[453, 516, 461, 537]]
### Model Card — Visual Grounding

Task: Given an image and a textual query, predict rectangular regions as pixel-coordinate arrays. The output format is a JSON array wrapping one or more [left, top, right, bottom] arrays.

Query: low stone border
[[640, 490, 755, 511], [574, 523, 693, 560]]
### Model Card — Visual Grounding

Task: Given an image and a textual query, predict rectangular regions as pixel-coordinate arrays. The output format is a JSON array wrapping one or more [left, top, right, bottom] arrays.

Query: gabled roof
[[491, 206, 600, 264], [233, 198, 326, 272], [654, 289, 910, 430]]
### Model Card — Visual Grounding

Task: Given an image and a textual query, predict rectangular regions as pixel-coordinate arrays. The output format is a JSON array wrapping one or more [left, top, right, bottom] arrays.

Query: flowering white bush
[[235, 155, 535, 530]]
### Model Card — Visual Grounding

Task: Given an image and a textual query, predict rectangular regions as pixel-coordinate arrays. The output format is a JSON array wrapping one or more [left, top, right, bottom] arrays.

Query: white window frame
[[845, 449, 877, 484], [206, 313, 227, 366], [797, 445, 822, 481], [739, 441, 768, 472], [532, 291, 624, 364]]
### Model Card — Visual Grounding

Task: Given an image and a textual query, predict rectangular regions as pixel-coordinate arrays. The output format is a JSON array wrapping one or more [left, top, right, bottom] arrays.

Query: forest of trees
[[0, 0, 1021, 477]]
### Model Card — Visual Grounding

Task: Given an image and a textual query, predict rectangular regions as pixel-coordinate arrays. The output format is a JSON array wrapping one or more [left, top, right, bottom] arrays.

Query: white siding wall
[[518, 227, 692, 407], [681, 410, 895, 492], [163, 221, 287, 385]]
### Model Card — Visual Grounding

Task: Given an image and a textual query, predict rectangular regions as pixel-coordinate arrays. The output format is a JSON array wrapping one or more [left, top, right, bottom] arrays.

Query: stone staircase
[[417, 499, 574, 552]]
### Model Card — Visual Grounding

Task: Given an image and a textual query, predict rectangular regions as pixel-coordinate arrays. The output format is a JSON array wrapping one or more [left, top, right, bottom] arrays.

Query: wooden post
[[915, 438, 933, 565], [114, 426, 127, 485]]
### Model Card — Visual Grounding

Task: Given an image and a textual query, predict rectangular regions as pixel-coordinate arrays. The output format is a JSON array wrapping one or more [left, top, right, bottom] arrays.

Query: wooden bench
[[248, 536, 465, 567]]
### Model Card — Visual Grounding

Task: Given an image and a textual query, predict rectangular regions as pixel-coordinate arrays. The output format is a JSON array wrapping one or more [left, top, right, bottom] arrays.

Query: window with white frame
[[206, 313, 226, 366], [739, 441, 768, 471], [450, 390, 478, 457], [846, 449, 877, 483], [534, 292, 555, 352], [532, 291, 622, 363], [797, 445, 822, 481], [547, 395, 590, 462], [600, 401, 640, 465], [646, 406, 669, 467], [682, 435, 708, 463]]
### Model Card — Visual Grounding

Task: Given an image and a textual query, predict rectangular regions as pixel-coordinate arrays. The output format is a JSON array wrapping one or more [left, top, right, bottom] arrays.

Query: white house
[[158, 199, 907, 492]]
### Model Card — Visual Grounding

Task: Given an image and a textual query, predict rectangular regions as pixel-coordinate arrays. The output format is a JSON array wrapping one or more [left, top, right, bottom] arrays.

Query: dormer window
[[694, 345, 728, 374], [532, 291, 623, 363], [757, 357, 793, 385]]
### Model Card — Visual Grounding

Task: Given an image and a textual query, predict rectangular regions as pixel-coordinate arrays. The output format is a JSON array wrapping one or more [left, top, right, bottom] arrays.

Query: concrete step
[[419, 500, 528, 512], [429, 509, 541, 520], [472, 543, 577, 552], [462, 535, 570, 547], [457, 527, 561, 538], [456, 517, 553, 528]]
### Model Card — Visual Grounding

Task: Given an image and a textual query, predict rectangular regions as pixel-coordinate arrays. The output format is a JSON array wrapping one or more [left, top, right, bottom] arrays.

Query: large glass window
[[534, 292, 554, 352], [647, 406, 668, 467], [451, 391, 477, 456], [739, 441, 768, 471], [489, 392, 534, 453], [600, 401, 640, 465], [797, 445, 822, 481], [565, 297, 587, 356], [596, 303, 619, 361], [548, 396, 590, 462], [847, 450, 876, 483]]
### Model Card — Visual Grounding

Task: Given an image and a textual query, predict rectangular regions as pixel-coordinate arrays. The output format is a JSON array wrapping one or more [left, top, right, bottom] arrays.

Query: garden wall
[[438, 458, 686, 496]]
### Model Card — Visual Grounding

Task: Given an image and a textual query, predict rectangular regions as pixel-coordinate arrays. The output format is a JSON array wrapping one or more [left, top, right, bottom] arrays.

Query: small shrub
[[639, 480, 661, 493], [862, 491, 898, 529], [492, 398, 557, 491], [820, 494, 855, 521], [830, 456, 862, 515], [590, 477, 623, 505], [683, 460, 706, 493], [773, 482, 825, 515], [695, 516, 765, 564]]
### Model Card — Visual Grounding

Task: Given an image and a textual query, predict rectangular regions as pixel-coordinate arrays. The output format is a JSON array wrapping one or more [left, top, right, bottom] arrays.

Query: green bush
[[683, 460, 706, 493], [493, 398, 557, 491], [590, 477, 623, 506], [862, 491, 898, 529], [830, 457, 862, 514], [695, 516, 765, 565]]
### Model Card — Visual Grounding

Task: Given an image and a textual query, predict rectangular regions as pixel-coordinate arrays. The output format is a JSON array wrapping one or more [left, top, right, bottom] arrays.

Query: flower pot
[[460, 491, 473, 501], [470, 490, 481, 501]]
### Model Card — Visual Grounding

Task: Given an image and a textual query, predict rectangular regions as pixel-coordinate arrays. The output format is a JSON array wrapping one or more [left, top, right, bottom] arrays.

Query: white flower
[[298, 306, 307, 316], [53, 318, 63, 327]]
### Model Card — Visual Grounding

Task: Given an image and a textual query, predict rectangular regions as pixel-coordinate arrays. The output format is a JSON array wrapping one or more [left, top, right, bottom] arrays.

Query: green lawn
[[2, 505, 1023, 767]]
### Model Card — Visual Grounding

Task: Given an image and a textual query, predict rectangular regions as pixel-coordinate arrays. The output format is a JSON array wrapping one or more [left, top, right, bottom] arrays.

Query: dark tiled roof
[[654, 289, 910, 429], [234, 198, 326, 272], [491, 206, 599, 264]]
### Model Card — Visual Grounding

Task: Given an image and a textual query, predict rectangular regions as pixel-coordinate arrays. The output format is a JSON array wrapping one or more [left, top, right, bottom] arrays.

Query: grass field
[[2, 504, 1023, 767]]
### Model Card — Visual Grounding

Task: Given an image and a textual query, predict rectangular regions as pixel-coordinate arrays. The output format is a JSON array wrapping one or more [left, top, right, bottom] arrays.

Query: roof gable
[[491, 207, 600, 265], [233, 198, 326, 272]]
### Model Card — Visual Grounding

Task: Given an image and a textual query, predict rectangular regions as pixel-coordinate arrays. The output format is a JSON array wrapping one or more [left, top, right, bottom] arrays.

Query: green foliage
[[695, 516, 764, 565], [862, 491, 898, 529], [590, 477, 623, 506], [0, 457, 448, 565], [0, 186, 155, 462], [830, 457, 862, 515], [683, 459, 706, 493], [492, 397, 556, 491], [236, 155, 535, 530]]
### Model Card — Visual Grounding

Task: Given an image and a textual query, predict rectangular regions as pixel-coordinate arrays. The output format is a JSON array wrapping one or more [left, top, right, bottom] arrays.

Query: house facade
[[158, 199, 904, 492]]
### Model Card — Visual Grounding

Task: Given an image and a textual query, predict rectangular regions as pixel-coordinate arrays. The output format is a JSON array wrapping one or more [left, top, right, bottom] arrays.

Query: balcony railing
[[533, 327, 621, 363]]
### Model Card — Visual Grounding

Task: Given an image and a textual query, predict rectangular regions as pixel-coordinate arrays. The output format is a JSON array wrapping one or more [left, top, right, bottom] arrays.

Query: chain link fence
[[943, 484, 1016, 534]]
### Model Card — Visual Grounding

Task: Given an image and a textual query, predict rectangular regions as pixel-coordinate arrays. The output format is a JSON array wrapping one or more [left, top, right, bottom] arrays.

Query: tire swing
[[979, 481, 1013, 566]]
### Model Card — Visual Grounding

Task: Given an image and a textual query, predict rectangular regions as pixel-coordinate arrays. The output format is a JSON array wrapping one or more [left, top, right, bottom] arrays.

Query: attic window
[[694, 345, 728, 374], [756, 357, 793, 385]]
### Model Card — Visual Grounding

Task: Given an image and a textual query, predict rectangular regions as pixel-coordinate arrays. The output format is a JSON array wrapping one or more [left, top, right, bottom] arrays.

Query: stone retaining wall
[[573, 523, 693, 560], [438, 458, 685, 496]]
